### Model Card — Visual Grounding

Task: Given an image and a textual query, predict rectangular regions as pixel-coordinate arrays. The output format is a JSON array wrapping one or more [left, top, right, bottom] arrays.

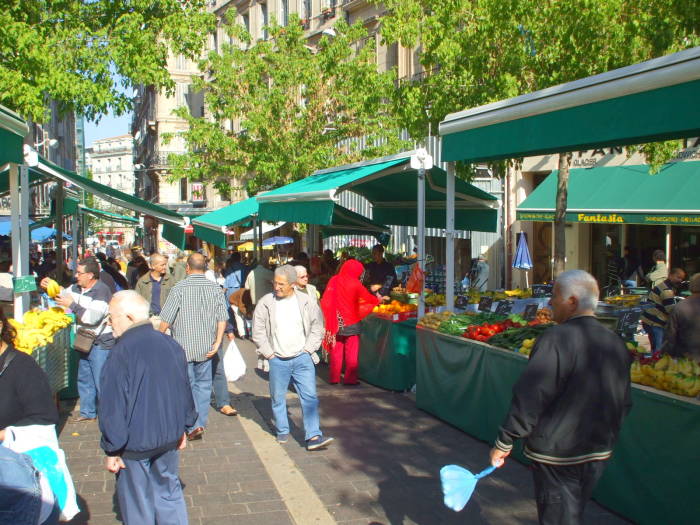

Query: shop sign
[[191, 182, 204, 202], [517, 210, 700, 226]]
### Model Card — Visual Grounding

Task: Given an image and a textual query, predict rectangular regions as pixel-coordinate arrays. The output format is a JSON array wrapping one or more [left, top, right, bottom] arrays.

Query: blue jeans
[[268, 353, 321, 441], [642, 323, 664, 352], [78, 345, 110, 418], [117, 449, 187, 525], [211, 342, 230, 409], [187, 359, 213, 431]]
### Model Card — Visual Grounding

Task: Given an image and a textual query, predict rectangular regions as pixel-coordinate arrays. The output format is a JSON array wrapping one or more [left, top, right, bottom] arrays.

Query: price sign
[[455, 295, 469, 308], [532, 284, 553, 298], [478, 296, 493, 312], [616, 309, 642, 334], [13, 275, 37, 294], [495, 301, 513, 315], [379, 274, 396, 296], [523, 303, 539, 321]]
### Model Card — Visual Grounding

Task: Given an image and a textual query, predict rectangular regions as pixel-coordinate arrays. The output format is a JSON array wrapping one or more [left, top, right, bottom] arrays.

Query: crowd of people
[[3, 239, 698, 524]]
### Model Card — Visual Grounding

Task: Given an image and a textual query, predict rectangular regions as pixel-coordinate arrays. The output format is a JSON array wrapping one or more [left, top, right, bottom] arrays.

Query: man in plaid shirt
[[159, 253, 229, 441]]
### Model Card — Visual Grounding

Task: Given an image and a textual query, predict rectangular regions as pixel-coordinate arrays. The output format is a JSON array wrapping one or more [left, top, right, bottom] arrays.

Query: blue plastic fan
[[440, 464, 496, 512]]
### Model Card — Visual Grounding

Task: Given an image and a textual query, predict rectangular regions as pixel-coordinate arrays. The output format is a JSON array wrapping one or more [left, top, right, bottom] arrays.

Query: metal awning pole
[[446, 161, 456, 312], [417, 167, 426, 318], [55, 182, 64, 279], [10, 163, 29, 320]]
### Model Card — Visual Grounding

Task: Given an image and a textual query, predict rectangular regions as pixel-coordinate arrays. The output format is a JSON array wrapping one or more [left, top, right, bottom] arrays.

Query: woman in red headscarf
[[321, 259, 380, 385]]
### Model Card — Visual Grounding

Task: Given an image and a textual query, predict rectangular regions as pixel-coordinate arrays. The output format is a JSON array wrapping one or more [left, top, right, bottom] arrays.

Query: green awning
[[34, 156, 185, 226], [162, 222, 186, 249], [191, 197, 260, 248], [0, 105, 28, 165], [319, 206, 390, 239], [257, 153, 498, 232], [517, 161, 700, 226], [440, 48, 700, 163], [79, 205, 139, 225]]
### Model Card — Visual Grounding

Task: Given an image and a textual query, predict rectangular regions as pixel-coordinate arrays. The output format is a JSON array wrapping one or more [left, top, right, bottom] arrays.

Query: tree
[[167, 15, 407, 195], [377, 0, 699, 276], [0, 0, 214, 122]]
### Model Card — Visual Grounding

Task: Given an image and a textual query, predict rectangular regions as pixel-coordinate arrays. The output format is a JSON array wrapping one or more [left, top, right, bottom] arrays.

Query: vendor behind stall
[[363, 244, 397, 296]]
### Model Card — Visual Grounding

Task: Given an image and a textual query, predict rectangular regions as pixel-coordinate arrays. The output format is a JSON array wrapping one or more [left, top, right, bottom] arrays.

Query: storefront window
[[590, 224, 623, 294], [672, 227, 700, 277]]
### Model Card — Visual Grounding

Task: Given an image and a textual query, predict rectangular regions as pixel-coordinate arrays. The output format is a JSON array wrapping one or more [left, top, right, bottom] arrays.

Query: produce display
[[9, 308, 73, 354], [605, 295, 643, 307], [373, 300, 417, 315], [630, 353, 700, 397], [465, 288, 533, 304], [417, 309, 555, 357]]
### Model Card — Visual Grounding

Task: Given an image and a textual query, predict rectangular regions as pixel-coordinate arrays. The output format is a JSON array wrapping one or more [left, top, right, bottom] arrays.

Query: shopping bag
[[406, 263, 425, 293], [440, 464, 496, 512], [3, 424, 80, 521], [223, 339, 247, 381]]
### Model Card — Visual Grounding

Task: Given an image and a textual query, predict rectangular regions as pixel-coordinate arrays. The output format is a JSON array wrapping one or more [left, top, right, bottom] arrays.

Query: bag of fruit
[[406, 263, 425, 293]]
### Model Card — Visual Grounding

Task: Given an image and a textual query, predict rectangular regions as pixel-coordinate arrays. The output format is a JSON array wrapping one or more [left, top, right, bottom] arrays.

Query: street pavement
[[58, 338, 631, 524]]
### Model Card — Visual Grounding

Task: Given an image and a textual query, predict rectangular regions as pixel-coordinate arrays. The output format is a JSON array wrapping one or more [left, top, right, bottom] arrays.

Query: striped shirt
[[641, 280, 677, 328], [159, 273, 229, 362]]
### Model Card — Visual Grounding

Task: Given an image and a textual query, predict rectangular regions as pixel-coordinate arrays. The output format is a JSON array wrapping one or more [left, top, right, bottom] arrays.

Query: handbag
[[73, 327, 98, 354]]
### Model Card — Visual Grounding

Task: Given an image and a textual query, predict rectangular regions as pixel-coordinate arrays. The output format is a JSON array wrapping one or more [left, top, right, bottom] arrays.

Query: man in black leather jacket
[[490, 270, 632, 525]]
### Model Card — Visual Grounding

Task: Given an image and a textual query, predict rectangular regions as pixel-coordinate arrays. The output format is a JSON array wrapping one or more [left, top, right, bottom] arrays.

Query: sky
[[84, 110, 132, 147]]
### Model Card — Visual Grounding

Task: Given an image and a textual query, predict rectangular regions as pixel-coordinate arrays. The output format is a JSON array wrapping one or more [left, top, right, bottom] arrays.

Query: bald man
[[134, 253, 174, 317], [99, 291, 195, 525], [159, 253, 229, 441]]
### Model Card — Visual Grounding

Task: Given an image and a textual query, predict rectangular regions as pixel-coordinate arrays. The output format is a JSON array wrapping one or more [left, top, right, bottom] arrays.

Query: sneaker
[[306, 435, 334, 451], [277, 434, 289, 444]]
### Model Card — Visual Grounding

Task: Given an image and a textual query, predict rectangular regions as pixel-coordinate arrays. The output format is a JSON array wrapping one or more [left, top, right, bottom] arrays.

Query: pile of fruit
[[9, 308, 73, 354], [417, 311, 453, 330], [373, 300, 417, 315], [630, 354, 700, 397], [534, 308, 553, 323], [465, 288, 533, 304], [605, 295, 643, 307], [45, 278, 64, 298], [488, 324, 553, 353], [463, 316, 528, 342], [425, 293, 446, 306]]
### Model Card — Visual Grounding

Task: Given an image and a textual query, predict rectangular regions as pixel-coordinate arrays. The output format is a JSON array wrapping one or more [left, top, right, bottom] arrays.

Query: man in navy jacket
[[99, 290, 196, 525]]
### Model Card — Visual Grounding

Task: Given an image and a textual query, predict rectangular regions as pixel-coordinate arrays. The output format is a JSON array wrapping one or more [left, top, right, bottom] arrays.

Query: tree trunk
[[553, 152, 572, 278]]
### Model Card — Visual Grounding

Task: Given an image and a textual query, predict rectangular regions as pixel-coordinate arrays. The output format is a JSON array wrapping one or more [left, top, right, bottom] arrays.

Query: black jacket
[[0, 347, 58, 429], [495, 316, 632, 465], [98, 322, 196, 459]]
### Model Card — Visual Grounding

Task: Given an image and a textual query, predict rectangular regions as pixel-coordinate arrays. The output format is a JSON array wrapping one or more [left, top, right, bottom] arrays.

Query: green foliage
[[167, 15, 408, 194], [0, 0, 214, 122], [378, 0, 699, 152]]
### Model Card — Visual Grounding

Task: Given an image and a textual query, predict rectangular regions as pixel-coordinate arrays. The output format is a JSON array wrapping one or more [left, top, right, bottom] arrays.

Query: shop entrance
[[590, 224, 623, 294], [626, 225, 666, 277], [532, 222, 552, 284]]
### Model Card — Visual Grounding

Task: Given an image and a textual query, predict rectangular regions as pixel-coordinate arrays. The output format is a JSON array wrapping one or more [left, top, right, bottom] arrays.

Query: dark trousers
[[116, 449, 188, 525], [531, 460, 607, 525]]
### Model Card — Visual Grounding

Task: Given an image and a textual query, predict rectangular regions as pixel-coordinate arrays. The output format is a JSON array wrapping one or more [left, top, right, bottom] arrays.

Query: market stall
[[435, 47, 700, 524], [415, 321, 700, 525], [358, 316, 417, 391]]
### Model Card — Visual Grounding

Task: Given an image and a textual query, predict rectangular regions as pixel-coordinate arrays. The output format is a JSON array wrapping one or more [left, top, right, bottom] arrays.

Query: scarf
[[320, 259, 379, 350]]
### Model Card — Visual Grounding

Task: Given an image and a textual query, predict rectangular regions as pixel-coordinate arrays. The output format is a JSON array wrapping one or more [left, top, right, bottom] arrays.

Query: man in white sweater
[[252, 265, 333, 451]]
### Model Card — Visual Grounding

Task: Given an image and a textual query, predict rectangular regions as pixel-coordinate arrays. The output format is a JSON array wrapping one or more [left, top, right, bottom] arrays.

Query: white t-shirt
[[273, 294, 306, 358]]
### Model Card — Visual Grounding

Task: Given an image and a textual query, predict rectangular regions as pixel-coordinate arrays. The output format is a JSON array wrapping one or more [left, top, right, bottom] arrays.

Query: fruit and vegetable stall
[[10, 307, 74, 393], [415, 309, 699, 525]]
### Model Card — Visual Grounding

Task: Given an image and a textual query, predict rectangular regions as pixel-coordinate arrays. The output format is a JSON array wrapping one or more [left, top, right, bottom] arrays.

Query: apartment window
[[261, 3, 269, 40], [212, 28, 219, 53], [180, 178, 188, 202], [303, 0, 311, 20], [175, 83, 189, 108], [175, 54, 187, 70], [242, 13, 250, 34], [281, 0, 289, 26]]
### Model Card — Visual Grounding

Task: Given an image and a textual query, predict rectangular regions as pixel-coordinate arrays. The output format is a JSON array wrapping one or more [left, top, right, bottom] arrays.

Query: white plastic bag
[[223, 339, 246, 381], [3, 424, 80, 521]]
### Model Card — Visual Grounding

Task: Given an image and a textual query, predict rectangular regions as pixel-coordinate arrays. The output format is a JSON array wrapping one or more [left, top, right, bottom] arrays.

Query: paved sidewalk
[[58, 338, 631, 524]]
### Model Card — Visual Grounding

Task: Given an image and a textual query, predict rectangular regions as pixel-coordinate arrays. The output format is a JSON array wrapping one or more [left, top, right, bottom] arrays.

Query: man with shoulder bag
[[41, 258, 114, 423]]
